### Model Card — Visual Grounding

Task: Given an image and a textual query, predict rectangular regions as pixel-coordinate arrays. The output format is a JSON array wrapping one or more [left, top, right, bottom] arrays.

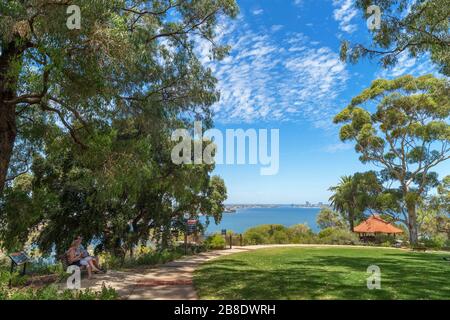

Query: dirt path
[[78, 247, 253, 299], [75, 244, 414, 300]]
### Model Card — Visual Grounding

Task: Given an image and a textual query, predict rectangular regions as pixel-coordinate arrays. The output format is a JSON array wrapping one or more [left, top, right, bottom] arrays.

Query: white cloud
[[271, 25, 284, 32], [333, 0, 358, 34], [376, 52, 438, 78], [252, 8, 264, 15], [325, 142, 353, 153], [293, 0, 303, 6], [197, 19, 349, 126]]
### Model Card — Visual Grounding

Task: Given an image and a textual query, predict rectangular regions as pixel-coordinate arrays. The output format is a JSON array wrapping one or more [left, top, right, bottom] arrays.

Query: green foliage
[[421, 234, 447, 249], [0, 120, 228, 255], [341, 0, 450, 75], [243, 224, 318, 245], [0, 284, 118, 300], [328, 172, 381, 230], [317, 227, 360, 245], [286, 224, 316, 244], [0, 0, 235, 255], [205, 234, 226, 250], [243, 225, 287, 245], [334, 75, 450, 244], [101, 247, 188, 270], [316, 208, 346, 230], [0, 258, 117, 300]]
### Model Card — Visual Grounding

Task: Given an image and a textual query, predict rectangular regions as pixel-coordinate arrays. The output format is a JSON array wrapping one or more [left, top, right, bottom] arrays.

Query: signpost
[[8, 252, 29, 287], [187, 219, 197, 234], [184, 218, 198, 255]]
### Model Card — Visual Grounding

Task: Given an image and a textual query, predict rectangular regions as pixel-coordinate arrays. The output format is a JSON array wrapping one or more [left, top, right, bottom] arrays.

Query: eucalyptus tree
[[334, 75, 450, 244], [340, 0, 450, 75], [0, 115, 228, 254], [0, 0, 238, 194], [316, 207, 346, 230]]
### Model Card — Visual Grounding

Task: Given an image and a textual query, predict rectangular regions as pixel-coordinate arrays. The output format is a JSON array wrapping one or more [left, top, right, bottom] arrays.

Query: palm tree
[[329, 172, 382, 232], [329, 176, 356, 231]]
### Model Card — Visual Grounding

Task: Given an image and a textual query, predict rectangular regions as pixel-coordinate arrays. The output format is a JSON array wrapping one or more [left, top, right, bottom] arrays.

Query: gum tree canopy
[[341, 0, 450, 76], [334, 74, 450, 245], [0, 0, 238, 194]]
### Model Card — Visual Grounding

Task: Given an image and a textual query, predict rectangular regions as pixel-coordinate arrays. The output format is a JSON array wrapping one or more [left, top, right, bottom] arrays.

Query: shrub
[[318, 227, 359, 245], [243, 224, 323, 245], [288, 224, 312, 236], [205, 234, 226, 250], [243, 230, 268, 245], [243, 224, 289, 245], [0, 284, 118, 300], [287, 224, 317, 244], [316, 208, 346, 230], [422, 234, 447, 249], [101, 247, 189, 269], [272, 230, 289, 244], [380, 241, 393, 247]]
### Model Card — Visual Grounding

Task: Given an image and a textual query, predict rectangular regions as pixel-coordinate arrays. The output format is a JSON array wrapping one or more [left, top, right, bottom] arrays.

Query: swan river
[[200, 206, 322, 234]]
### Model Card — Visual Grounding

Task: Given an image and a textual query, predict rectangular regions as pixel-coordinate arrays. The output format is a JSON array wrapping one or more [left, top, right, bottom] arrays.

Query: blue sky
[[201, 0, 449, 204]]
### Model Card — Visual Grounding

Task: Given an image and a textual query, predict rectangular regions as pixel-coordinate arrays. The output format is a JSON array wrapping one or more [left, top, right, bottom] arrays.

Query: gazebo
[[354, 214, 403, 242]]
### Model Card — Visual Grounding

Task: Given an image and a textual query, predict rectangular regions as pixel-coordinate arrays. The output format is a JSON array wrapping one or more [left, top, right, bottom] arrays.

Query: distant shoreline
[[224, 204, 329, 213]]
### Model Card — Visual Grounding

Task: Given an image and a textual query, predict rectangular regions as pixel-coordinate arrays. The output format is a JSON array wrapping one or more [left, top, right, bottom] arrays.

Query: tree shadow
[[194, 250, 450, 300]]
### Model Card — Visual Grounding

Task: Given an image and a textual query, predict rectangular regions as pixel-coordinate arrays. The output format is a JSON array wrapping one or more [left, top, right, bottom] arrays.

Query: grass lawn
[[194, 247, 450, 300]]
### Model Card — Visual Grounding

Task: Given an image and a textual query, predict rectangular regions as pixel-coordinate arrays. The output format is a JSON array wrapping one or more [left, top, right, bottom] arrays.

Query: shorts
[[79, 257, 92, 266]]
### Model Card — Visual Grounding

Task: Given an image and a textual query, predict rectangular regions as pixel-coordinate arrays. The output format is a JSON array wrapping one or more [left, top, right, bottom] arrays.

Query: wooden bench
[[412, 246, 427, 252], [59, 254, 87, 273]]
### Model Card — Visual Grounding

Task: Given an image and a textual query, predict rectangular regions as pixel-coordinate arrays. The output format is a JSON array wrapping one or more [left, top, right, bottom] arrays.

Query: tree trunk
[[0, 43, 19, 195], [348, 208, 355, 232], [407, 205, 419, 246], [0, 101, 16, 195]]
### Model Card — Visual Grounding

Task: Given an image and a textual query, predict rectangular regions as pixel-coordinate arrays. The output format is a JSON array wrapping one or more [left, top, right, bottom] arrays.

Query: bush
[[205, 234, 226, 250], [287, 224, 317, 244], [243, 225, 288, 245], [242, 224, 321, 245], [0, 260, 118, 300], [318, 227, 359, 245], [316, 208, 346, 230], [272, 230, 289, 244], [380, 241, 393, 247], [101, 246, 190, 269], [0, 283, 118, 300], [243, 230, 269, 245], [422, 234, 447, 249]]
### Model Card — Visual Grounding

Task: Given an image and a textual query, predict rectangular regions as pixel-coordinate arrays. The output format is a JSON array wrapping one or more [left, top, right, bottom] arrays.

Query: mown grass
[[194, 247, 450, 300]]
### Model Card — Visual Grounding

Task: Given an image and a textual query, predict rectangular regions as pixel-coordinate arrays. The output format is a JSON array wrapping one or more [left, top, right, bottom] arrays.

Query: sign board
[[221, 229, 227, 236], [8, 252, 29, 266], [187, 219, 198, 225]]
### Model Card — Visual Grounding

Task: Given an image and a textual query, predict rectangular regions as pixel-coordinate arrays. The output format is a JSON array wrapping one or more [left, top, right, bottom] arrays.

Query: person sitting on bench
[[67, 239, 101, 279], [74, 235, 102, 271]]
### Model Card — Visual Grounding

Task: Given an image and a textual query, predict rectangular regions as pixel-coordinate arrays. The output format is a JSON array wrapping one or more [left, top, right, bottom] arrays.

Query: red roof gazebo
[[354, 215, 403, 235]]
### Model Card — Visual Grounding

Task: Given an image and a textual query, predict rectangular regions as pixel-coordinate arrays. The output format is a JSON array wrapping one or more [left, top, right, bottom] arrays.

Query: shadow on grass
[[194, 250, 450, 300]]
